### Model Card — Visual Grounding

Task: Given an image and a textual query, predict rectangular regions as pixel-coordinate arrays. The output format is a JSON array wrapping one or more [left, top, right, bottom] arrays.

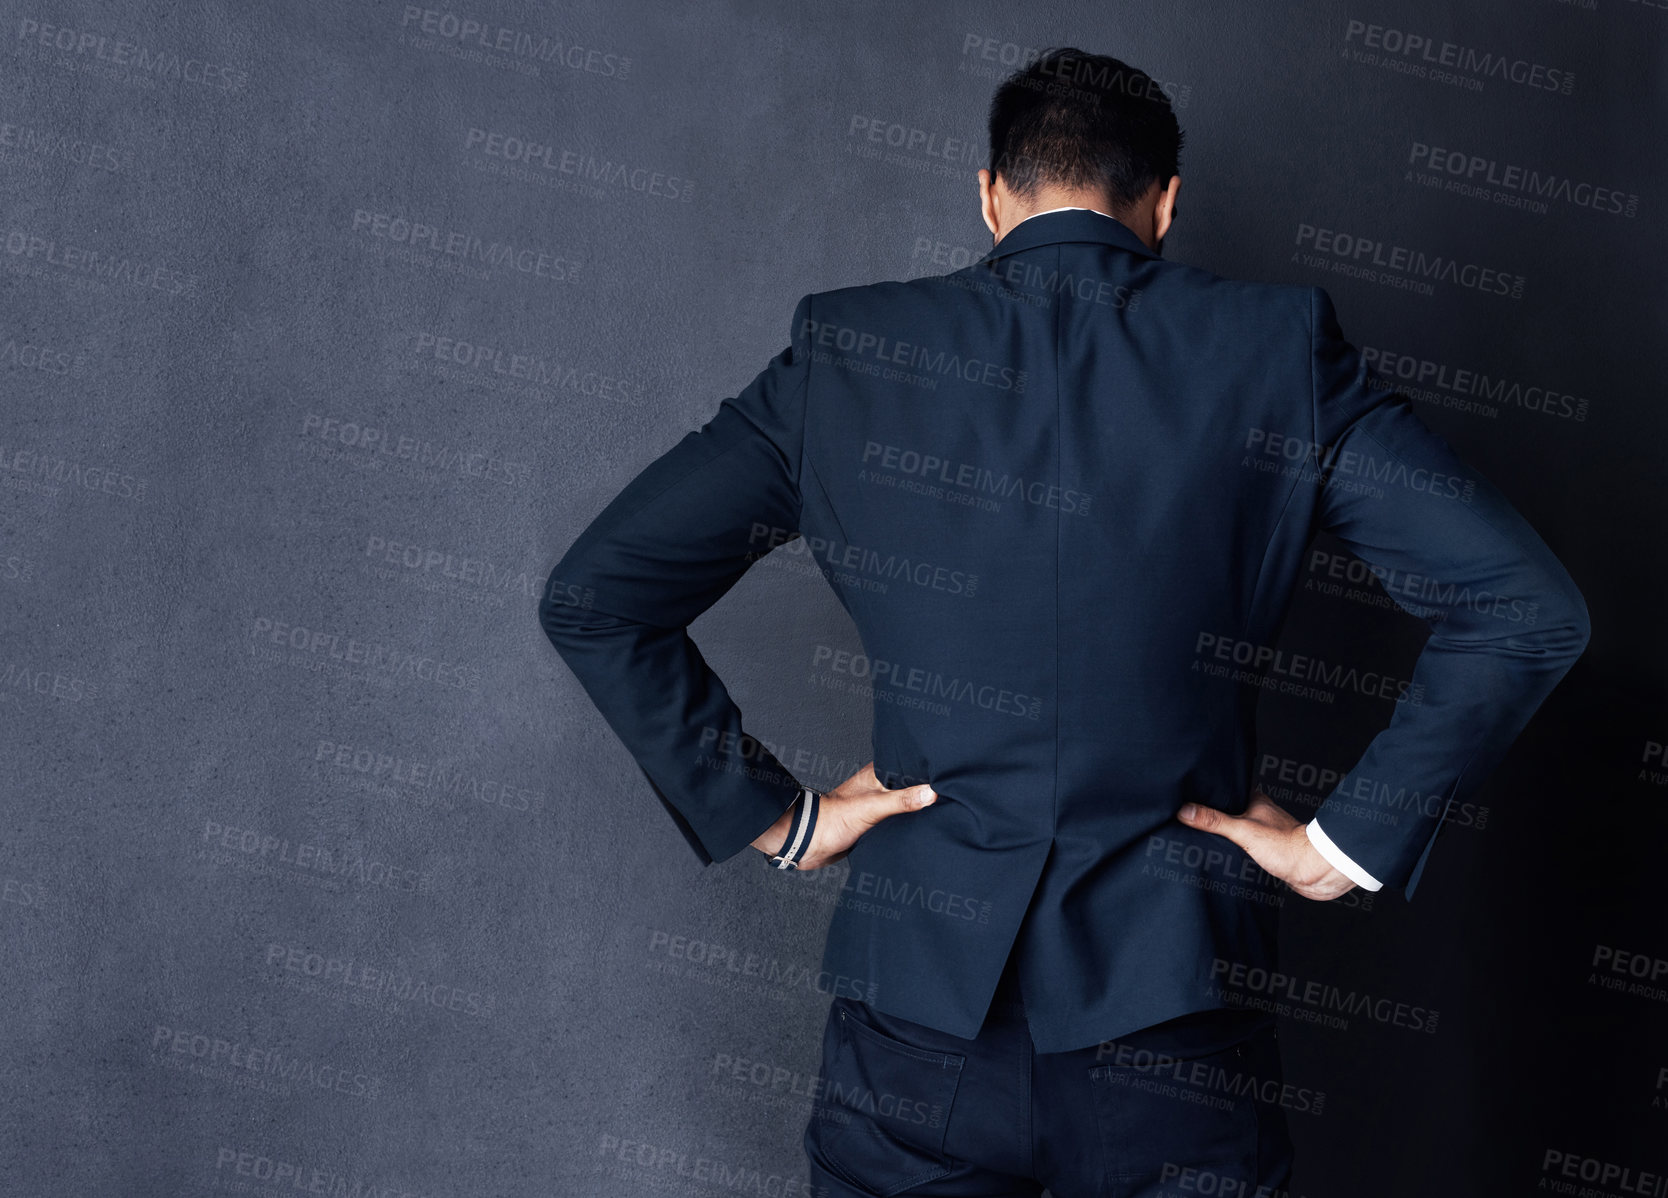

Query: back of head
[[988, 48, 1185, 221]]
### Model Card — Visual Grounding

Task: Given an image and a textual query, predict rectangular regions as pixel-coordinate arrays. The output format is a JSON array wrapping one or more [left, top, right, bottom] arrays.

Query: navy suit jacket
[[539, 208, 1590, 1051]]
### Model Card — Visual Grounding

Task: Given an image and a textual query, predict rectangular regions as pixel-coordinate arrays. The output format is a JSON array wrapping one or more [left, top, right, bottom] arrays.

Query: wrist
[[757, 785, 821, 869], [751, 798, 800, 854], [1303, 819, 1384, 891]]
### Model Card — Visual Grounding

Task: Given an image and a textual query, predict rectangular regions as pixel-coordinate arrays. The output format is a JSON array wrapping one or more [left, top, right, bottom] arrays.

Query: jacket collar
[[979, 206, 1159, 264]]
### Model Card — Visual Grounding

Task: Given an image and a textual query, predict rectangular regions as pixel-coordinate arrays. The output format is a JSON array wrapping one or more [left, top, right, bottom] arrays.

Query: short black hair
[[987, 47, 1184, 216]]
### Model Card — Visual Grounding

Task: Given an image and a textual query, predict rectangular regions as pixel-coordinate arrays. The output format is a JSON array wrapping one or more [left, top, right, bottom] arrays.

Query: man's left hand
[[1176, 789, 1357, 901], [750, 762, 936, 871]]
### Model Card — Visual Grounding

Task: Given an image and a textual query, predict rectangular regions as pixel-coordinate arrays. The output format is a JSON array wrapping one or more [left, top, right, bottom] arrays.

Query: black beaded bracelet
[[767, 786, 820, 870]]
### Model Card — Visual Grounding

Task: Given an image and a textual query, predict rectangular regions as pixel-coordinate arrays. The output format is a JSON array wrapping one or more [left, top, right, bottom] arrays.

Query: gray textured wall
[[1, 1, 1662, 1195]]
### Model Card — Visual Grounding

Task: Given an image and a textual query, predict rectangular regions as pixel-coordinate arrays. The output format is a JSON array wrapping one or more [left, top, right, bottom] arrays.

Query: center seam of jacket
[[1051, 243, 1063, 837]]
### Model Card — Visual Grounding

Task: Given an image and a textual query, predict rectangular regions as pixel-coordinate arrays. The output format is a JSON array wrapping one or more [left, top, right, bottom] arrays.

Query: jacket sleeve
[[538, 294, 815, 865], [1304, 286, 1590, 899]]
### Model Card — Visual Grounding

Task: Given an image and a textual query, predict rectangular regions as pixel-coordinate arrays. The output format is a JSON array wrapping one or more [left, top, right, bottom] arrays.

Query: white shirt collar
[[1012, 205, 1114, 228]]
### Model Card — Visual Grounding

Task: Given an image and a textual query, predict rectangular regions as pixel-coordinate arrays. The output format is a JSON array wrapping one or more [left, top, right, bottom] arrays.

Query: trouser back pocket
[[809, 999, 967, 1198]]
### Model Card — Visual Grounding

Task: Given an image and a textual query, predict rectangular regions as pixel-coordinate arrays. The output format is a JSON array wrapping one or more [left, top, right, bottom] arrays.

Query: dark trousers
[[803, 951, 1295, 1197]]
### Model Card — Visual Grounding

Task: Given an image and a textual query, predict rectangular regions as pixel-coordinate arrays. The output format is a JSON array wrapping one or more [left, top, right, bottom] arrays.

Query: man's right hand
[[1177, 789, 1357, 901], [751, 761, 937, 870]]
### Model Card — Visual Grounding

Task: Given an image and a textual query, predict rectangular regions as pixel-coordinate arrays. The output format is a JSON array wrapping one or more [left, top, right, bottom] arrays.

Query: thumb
[[896, 783, 937, 813], [1177, 802, 1237, 840]]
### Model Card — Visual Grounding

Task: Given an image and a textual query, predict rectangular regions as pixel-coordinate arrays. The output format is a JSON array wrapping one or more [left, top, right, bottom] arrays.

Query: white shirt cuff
[[1306, 819, 1384, 891]]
